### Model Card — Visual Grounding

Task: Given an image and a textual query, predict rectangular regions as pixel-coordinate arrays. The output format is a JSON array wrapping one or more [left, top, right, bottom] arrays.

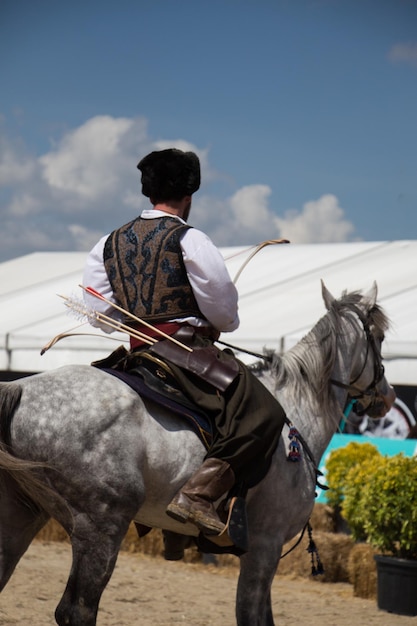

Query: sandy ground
[[0, 541, 415, 626]]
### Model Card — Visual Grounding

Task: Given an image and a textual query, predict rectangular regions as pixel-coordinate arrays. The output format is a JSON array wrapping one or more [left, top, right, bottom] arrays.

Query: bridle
[[330, 304, 386, 418]]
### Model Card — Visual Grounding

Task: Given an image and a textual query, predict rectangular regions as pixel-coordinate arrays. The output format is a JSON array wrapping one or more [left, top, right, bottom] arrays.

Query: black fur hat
[[137, 148, 201, 201]]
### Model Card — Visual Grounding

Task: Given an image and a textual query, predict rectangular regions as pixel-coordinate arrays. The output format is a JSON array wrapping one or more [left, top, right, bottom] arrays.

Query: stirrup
[[205, 497, 249, 552]]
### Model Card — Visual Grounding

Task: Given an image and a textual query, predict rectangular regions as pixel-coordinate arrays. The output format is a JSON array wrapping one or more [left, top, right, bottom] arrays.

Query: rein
[[280, 522, 324, 576], [216, 338, 273, 362], [284, 417, 328, 490]]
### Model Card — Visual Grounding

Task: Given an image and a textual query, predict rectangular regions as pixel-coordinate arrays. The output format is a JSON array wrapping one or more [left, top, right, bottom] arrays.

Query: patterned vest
[[103, 217, 204, 324]]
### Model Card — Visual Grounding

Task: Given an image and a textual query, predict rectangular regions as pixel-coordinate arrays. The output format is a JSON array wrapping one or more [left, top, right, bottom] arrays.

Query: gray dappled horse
[[0, 283, 395, 626]]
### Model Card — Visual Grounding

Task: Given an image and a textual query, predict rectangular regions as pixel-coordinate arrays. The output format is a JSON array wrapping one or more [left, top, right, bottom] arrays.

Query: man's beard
[[182, 200, 192, 222]]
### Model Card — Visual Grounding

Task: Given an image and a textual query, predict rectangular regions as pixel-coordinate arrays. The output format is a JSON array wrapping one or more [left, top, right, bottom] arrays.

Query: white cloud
[[0, 219, 67, 258], [0, 115, 211, 260], [39, 115, 147, 201], [0, 137, 35, 185], [192, 185, 274, 246], [388, 42, 417, 67], [273, 194, 355, 243], [230, 185, 272, 230], [0, 219, 106, 261], [67, 224, 108, 252], [193, 189, 356, 247], [0, 114, 357, 261], [7, 192, 41, 217]]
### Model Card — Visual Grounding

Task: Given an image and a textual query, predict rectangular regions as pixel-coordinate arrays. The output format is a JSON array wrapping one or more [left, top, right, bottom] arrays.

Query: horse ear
[[362, 281, 378, 308], [321, 280, 335, 310]]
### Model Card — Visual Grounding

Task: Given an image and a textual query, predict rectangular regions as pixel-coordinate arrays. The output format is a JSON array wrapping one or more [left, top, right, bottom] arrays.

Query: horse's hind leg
[[55, 517, 130, 626]]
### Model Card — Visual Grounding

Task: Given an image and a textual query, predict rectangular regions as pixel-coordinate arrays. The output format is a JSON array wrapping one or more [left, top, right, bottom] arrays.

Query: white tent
[[1, 240, 416, 385]]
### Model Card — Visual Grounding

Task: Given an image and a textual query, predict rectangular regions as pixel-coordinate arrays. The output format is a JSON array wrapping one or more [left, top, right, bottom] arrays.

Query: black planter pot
[[374, 554, 417, 617]]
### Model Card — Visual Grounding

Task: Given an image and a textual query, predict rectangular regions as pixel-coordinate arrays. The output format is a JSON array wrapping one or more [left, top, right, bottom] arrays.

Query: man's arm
[[180, 229, 239, 333], [82, 235, 121, 332]]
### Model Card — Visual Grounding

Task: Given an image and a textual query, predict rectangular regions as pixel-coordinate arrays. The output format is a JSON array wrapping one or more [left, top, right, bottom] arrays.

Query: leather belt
[[129, 322, 217, 350], [129, 322, 182, 350]]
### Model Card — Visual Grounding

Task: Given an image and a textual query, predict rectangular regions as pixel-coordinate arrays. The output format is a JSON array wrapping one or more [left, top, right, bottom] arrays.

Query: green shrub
[[343, 454, 417, 560], [340, 454, 383, 541], [325, 441, 380, 509]]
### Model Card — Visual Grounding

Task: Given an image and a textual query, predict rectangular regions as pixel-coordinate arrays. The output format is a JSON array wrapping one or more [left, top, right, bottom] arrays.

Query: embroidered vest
[[103, 217, 204, 324]]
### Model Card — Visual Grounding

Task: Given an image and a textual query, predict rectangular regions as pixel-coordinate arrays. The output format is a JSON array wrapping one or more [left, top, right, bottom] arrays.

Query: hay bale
[[34, 520, 219, 565], [310, 503, 336, 533], [122, 526, 241, 567], [278, 530, 354, 583], [33, 515, 357, 585], [121, 525, 204, 563], [121, 525, 160, 554], [35, 519, 69, 543], [348, 543, 377, 599]]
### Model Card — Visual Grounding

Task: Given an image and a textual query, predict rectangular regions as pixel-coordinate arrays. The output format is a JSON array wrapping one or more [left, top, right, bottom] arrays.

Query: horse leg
[[54, 515, 131, 626], [236, 538, 282, 626], [133, 522, 192, 561], [162, 529, 194, 561], [0, 475, 49, 591]]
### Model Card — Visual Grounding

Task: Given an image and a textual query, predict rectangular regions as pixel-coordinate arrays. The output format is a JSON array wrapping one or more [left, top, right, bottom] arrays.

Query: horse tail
[[0, 382, 64, 515], [0, 381, 23, 445]]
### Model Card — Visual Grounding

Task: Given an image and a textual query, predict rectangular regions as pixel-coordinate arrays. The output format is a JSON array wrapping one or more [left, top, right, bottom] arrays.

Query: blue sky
[[1, 0, 416, 263]]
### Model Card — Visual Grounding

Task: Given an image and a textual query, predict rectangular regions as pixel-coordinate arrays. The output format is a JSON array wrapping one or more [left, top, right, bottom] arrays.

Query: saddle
[[92, 345, 214, 448]]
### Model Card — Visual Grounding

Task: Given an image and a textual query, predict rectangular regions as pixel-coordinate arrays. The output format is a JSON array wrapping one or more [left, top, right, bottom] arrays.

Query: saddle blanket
[[102, 368, 213, 448]]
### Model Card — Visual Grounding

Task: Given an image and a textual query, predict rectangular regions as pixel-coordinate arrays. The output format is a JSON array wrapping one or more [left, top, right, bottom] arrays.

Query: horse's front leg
[[236, 536, 282, 626], [55, 515, 131, 626]]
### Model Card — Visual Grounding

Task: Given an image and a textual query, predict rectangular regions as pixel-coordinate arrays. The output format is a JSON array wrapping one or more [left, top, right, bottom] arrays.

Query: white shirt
[[83, 209, 240, 333]]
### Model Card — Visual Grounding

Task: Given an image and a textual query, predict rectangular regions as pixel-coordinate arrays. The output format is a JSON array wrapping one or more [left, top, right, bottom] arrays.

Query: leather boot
[[166, 458, 235, 535]]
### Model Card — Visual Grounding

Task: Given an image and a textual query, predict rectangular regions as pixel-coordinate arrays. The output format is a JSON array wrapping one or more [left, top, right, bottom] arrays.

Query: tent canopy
[[1, 240, 416, 384]]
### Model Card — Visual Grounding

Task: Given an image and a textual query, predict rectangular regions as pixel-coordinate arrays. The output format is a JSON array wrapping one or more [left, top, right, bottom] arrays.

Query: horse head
[[321, 280, 396, 420]]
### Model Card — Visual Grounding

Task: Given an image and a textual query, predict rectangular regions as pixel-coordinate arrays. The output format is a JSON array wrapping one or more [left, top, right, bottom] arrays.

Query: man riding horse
[[83, 148, 286, 542]]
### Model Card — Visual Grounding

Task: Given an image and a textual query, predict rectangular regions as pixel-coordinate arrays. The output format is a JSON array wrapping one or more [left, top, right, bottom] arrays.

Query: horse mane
[[269, 290, 389, 415]]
